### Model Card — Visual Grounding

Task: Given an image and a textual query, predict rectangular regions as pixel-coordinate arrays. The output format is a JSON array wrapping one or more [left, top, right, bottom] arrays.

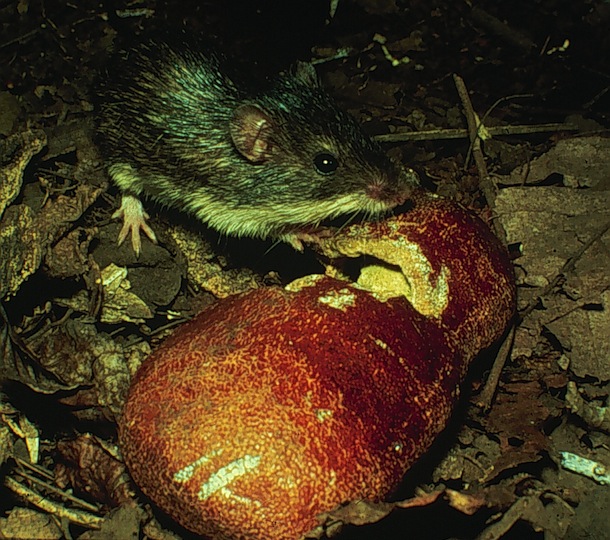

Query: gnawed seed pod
[[119, 194, 515, 539]]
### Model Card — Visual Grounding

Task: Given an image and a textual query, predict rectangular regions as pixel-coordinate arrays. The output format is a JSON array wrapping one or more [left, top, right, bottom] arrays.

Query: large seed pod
[[119, 194, 515, 539]]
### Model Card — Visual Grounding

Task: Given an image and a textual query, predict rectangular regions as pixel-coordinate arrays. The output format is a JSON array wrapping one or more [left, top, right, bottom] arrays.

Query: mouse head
[[227, 63, 419, 227]]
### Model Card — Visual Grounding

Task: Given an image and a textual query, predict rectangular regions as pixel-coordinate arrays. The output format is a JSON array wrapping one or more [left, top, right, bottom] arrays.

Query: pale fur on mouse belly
[[109, 162, 402, 254]]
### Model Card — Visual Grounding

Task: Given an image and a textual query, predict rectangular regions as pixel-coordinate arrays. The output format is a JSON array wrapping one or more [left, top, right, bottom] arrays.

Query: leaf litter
[[0, 1, 609, 539]]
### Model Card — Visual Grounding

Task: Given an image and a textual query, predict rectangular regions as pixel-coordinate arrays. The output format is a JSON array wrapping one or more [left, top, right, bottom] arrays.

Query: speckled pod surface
[[119, 194, 516, 539]]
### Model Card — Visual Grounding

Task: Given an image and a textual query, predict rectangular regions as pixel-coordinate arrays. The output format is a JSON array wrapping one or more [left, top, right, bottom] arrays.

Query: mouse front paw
[[112, 194, 158, 256], [279, 227, 335, 251]]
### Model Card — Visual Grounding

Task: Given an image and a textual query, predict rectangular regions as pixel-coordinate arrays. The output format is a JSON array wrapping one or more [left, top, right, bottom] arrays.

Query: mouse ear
[[293, 61, 320, 87], [230, 104, 274, 163]]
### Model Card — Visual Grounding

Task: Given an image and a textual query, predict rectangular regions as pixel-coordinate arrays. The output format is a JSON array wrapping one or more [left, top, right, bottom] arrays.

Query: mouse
[[97, 39, 419, 254]]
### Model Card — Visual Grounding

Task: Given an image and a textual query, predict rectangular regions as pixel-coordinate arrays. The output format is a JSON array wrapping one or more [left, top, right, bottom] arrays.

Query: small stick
[[471, 6, 537, 52], [0, 28, 40, 49], [453, 74, 516, 408], [452, 74, 507, 245], [373, 123, 578, 143], [476, 326, 516, 411], [4, 475, 104, 529], [13, 457, 102, 514]]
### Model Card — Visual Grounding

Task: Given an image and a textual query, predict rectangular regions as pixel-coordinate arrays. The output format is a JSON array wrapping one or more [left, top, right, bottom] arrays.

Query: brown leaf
[[45, 227, 95, 279], [1, 182, 103, 300], [55, 434, 134, 508], [498, 136, 610, 189], [0, 507, 62, 539], [76, 504, 145, 540], [20, 319, 131, 418], [480, 381, 550, 478], [496, 183, 610, 380], [0, 129, 46, 217]]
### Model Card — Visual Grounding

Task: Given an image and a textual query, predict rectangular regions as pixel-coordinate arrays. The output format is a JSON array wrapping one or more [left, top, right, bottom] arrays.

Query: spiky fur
[[98, 40, 419, 240]]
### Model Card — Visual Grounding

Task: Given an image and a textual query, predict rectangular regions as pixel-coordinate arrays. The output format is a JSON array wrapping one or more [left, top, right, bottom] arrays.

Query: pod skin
[[119, 194, 516, 539]]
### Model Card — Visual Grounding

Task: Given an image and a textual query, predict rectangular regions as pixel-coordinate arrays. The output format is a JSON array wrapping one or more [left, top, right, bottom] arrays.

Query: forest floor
[[1, 1, 609, 539]]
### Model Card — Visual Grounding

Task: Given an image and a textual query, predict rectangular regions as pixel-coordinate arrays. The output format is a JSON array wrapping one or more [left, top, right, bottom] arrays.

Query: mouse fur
[[97, 39, 419, 252]]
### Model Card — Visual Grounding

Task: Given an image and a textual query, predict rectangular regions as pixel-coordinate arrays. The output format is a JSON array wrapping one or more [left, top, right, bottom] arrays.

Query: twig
[[0, 28, 41, 49], [13, 456, 55, 481], [452, 74, 507, 245], [477, 94, 535, 134], [476, 326, 516, 411], [13, 458, 101, 513], [453, 74, 517, 408], [4, 475, 104, 529], [475, 496, 539, 540], [373, 122, 578, 143], [471, 6, 536, 52]]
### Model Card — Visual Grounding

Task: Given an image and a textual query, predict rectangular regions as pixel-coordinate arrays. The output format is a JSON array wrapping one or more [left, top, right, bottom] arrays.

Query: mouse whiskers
[[263, 238, 284, 256], [334, 210, 361, 237]]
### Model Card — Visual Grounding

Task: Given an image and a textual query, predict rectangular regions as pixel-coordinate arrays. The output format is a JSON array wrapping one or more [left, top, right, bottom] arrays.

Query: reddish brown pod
[[119, 193, 516, 539]]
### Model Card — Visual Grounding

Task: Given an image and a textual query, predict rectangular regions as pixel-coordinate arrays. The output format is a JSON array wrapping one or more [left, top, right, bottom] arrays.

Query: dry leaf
[[55, 434, 134, 508], [499, 136, 610, 189], [0, 507, 62, 539], [496, 184, 610, 379], [0, 129, 46, 217]]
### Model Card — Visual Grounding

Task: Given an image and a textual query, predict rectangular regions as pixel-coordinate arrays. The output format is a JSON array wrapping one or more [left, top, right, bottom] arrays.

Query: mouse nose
[[366, 167, 419, 206]]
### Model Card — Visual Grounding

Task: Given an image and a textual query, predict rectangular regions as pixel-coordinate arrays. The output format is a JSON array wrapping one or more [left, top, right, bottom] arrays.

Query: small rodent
[[98, 39, 419, 253]]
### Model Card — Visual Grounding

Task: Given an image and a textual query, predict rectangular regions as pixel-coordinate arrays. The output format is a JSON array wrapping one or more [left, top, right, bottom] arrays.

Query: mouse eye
[[313, 153, 339, 175]]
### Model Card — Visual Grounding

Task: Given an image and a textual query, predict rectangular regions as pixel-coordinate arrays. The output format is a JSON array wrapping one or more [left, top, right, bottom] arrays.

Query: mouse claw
[[279, 228, 334, 251], [112, 195, 158, 256], [280, 233, 305, 252]]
